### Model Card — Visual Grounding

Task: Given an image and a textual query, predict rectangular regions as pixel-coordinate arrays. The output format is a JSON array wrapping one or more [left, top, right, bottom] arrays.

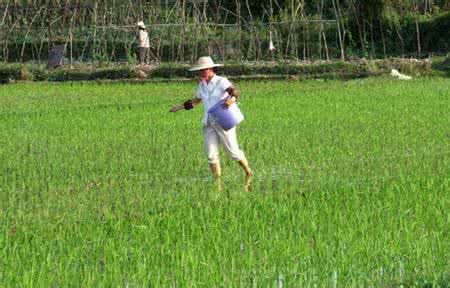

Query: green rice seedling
[[0, 77, 448, 286]]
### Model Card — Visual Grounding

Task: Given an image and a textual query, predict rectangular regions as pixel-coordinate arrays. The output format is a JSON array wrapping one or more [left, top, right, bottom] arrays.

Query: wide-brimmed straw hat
[[137, 21, 146, 28], [189, 56, 223, 71]]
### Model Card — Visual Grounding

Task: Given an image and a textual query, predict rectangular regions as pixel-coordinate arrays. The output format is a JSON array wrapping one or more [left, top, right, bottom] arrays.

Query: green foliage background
[[0, 1, 448, 62]]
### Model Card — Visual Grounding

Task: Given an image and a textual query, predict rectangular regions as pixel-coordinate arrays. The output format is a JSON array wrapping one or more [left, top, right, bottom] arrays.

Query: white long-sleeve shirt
[[196, 74, 233, 126], [138, 30, 150, 48]]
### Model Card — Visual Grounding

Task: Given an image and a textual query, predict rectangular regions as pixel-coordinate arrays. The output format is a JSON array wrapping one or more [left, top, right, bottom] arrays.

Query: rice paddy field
[[0, 77, 449, 287]]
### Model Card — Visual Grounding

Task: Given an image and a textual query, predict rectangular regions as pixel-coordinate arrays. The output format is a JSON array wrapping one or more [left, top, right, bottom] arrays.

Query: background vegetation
[[0, 0, 449, 63]]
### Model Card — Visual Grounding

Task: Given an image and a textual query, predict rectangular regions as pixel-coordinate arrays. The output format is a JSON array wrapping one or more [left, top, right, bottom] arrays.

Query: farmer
[[169, 56, 253, 191], [137, 21, 150, 65]]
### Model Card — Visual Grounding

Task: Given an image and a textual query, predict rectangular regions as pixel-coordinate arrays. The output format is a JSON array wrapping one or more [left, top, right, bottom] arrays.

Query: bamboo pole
[[332, 0, 345, 60]]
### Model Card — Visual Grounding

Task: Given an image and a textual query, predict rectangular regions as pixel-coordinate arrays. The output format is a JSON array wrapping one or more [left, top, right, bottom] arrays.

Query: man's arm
[[224, 86, 241, 108], [169, 98, 202, 113]]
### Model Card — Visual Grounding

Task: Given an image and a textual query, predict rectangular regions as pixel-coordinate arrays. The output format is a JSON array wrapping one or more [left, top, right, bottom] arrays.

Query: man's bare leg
[[209, 163, 222, 191], [238, 159, 253, 191]]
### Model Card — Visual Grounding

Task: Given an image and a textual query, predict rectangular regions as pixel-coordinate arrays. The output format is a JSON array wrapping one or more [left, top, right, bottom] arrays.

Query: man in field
[[169, 56, 253, 191], [137, 21, 150, 65]]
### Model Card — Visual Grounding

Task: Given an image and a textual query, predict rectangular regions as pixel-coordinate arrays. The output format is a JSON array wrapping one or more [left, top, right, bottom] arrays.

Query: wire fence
[[0, 1, 339, 63], [1, 20, 339, 64]]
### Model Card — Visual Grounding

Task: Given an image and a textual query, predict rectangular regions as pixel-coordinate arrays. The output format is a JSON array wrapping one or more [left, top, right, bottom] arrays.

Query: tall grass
[[0, 78, 448, 286]]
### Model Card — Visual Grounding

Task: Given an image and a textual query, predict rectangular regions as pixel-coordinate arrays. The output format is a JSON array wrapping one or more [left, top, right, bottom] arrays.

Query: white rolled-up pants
[[203, 123, 246, 164]]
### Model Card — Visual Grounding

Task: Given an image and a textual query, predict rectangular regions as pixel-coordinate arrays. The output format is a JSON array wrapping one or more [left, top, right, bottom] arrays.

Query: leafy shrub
[[0, 64, 20, 81]]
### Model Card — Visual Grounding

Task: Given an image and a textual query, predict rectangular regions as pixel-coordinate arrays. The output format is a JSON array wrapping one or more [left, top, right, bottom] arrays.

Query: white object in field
[[269, 31, 276, 51], [390, 69, 412, 80]]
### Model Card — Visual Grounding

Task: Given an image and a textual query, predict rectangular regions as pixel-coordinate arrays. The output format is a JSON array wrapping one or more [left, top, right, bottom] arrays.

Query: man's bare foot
[[209, 163, 222, 191], [216, 178, 222, 192], [245, 170, 253, 192]]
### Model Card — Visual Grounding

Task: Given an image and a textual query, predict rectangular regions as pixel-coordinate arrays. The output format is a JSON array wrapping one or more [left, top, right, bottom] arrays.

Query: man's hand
[[223, 96, 236, 109], [169, 105, 183, 112], [170, 98, 201, 112]]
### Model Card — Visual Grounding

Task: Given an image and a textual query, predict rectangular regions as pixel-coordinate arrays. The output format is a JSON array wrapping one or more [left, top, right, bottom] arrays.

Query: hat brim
[[189, 64, 223, 72]]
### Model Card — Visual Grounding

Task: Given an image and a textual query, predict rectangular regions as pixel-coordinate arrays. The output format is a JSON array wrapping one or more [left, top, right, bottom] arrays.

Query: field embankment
[[0, 57, 439, 83]]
